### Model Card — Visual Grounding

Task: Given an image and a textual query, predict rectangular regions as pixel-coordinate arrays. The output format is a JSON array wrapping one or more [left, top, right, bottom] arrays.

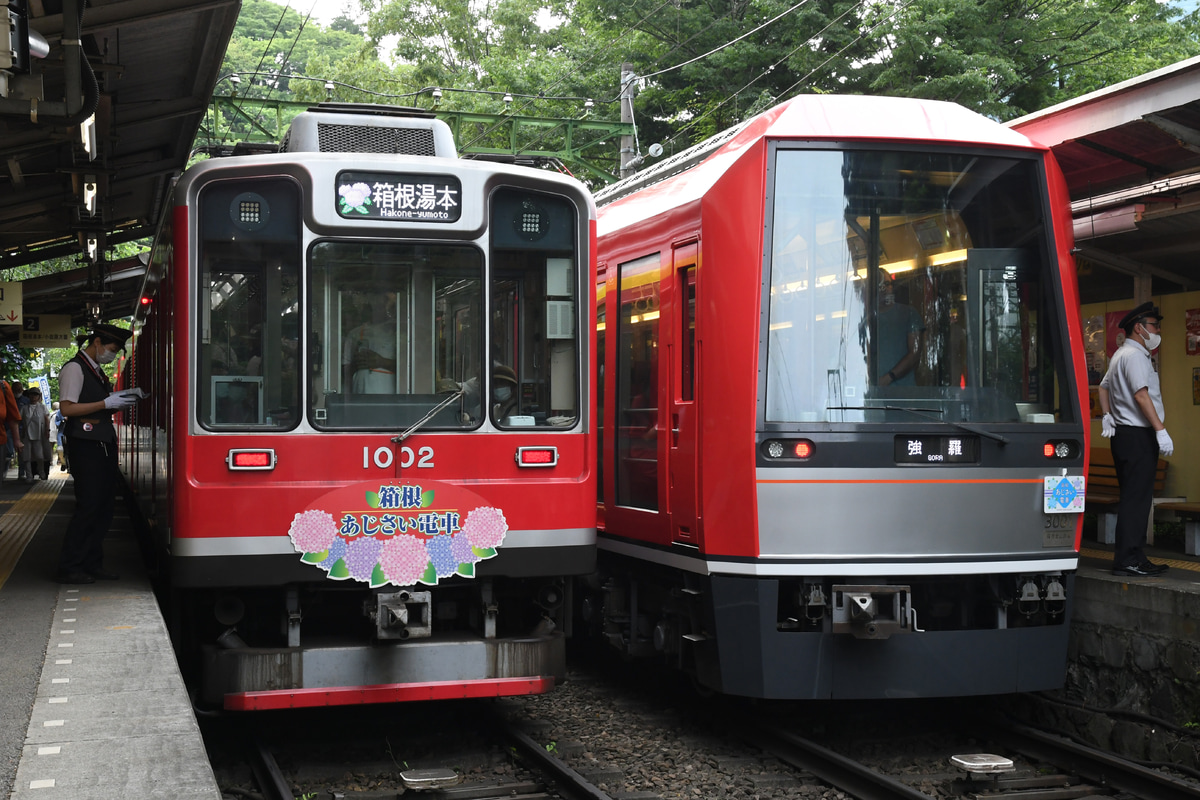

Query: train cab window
[[489, 188, 581, 430], [309, 242, 483, 430], [764, 148, 1074, 426], [196, 179, 302, 430]]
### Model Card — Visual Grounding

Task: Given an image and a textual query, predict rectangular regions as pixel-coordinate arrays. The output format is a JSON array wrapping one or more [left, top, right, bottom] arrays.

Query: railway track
[[205, 652, 1200, 800], [207, 700, 617, 800], [739, 709, 1200, 800]]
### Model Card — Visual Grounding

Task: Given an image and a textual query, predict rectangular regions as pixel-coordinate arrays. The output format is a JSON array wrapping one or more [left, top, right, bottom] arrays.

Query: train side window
[[196, 179, 302, 430], [489, 188, 581, 429], [681, 266, 696, 402], [616, 253, 660, 511], [597, 275, 607, 503]]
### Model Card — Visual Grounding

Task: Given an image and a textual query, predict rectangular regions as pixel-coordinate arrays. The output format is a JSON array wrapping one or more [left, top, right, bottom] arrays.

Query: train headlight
[[230, 192, 270, 232], [1043, 440, 1079, 459], [514, 199, 549, 241], [762, 439, 814, 461]]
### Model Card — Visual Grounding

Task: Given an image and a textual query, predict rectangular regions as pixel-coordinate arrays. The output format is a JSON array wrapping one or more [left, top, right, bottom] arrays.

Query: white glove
[[1101, 414, 1115, 438], [1156, 428, 1174, 457], [104, 391, 139, 410]]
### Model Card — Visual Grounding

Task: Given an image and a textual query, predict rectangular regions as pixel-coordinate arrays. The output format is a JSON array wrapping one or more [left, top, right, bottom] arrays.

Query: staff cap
[[77, 323, 133, 349], [1119, 302, 1161, 334]]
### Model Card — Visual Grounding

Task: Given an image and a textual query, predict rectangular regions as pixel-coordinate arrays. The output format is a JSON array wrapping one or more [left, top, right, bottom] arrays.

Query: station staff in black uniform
[[1098, 302, 1172, 578], [55, 324, 141, 584]]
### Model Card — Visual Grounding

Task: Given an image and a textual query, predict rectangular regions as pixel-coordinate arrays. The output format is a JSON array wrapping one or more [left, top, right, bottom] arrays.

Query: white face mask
[[97, 348, 118, 364], [495, 386, 512, 401], [1141, 325, 1160, 351]]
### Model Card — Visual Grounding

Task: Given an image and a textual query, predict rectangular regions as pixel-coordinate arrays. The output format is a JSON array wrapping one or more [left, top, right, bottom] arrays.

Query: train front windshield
[[764, 147, 1074, 425], [195, 180, 582, 432]]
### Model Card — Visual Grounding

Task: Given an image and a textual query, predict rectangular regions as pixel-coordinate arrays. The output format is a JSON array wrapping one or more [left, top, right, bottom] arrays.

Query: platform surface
[[0, 470, 220, 800]]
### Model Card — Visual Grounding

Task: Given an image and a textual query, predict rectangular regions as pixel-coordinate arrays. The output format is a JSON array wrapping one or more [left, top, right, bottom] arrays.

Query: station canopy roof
[[0, 0, 239, 327], [1010, 55, 1200, 305]]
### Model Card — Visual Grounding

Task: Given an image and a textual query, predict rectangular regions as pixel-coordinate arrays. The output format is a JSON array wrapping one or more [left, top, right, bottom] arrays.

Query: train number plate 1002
[[893, 435, 979, 464], [1043, 475, 1086, 513]]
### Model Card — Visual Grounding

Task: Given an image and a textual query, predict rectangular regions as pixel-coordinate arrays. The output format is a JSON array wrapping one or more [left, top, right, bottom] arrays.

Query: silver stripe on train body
[[755, 466, 1084, 560], [597, 536, 1078, 577], [171, 527, 597, 557]]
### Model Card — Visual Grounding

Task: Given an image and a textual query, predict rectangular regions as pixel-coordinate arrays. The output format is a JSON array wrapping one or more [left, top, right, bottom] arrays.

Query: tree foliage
[[8, 0, 1196, 377], [213, 0, 1200, 152]]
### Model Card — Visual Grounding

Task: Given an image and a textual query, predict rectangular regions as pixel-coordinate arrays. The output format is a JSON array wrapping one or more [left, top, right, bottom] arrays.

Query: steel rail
[[247, 737, 295, 800], [496, 718, 615, 800], [744, 725, 935, 800], [986, 718, 1200, 800]]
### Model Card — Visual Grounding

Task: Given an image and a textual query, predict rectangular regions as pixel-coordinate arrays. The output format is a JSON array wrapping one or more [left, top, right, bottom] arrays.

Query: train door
[[609, 251, 670, 545], [667, 242, 699, 545], [596, 267, 608, 529]]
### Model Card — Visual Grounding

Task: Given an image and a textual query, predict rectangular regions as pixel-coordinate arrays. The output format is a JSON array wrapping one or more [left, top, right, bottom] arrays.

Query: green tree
[[570, 0, 1200, 153], [870, 0, 1200, 120]]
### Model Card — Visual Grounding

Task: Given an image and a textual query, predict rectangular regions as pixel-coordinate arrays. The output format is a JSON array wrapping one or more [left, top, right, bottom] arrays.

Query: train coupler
[[831, 584, 914, 639], [373, 590, 432, 640]]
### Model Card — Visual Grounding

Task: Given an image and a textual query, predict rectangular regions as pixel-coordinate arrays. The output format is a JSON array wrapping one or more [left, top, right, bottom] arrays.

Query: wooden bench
[[1086, 447, 1182, 545]]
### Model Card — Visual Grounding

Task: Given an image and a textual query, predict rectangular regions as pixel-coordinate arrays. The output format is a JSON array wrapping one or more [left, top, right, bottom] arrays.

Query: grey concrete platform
[[0, 474, 220, 800]]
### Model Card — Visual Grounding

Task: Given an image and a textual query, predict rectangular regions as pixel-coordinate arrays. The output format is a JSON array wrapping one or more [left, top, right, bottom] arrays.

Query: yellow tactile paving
[[0, 476, 67, 590], [1079, 545, 1200, 573]]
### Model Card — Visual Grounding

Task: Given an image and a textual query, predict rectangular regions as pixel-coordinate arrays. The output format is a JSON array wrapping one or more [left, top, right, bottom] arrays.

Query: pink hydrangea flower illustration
[[288, 510, 337, 554], [380, 534, 430, 585], [461, 506, 507, 550]]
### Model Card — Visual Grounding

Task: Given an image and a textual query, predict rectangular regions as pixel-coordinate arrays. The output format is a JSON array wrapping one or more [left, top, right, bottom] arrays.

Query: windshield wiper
[[391, 389, 465, 444], [828, 405, 1009, 445]]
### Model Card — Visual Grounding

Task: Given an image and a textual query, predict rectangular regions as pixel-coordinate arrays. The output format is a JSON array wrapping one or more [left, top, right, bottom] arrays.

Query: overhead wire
[[218, 0, 319, 146], [661, 0, 909, 152], [217, 2, 291, 146], [637, 0, 815, 83], [488, 0, 811, 164], [456, 0, 679, 152]]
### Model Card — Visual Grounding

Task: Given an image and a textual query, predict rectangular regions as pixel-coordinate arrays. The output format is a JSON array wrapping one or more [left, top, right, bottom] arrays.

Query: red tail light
[[227, 449, 276, 470], [516, 447, 558, 467]]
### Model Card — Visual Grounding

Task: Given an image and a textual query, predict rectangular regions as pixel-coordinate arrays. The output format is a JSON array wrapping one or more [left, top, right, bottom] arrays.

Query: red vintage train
[[586, 94, 1089, 699], [118, 104, 596, 709]]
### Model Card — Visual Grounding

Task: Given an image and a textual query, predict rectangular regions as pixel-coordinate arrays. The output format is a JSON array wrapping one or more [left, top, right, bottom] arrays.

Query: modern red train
[[118, 104, 596, 709], [586, 94, 1088, 699]]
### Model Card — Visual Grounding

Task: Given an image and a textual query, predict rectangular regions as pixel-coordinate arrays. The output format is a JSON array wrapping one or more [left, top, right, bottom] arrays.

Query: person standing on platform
[[55, 324, 142, 585], [11, 381, 28, 479], [0, 377, 22, 482], [52, 401, 69, 471], [20, 387, 49, 481], [1098, 301, 1172, 578]]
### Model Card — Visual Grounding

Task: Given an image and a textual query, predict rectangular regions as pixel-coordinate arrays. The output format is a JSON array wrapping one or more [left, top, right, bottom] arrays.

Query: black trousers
[[57, 438, 118, 574], [1111, 425, 1158, 569]]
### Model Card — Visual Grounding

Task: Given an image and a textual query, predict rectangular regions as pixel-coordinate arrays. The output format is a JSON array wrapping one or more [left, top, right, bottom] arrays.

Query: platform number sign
[[19, 314, 71, 348], [0, 281, 21, 326]]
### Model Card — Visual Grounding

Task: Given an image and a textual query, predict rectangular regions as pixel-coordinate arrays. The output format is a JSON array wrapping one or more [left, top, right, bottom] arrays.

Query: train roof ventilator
[[280, 103, 458, 158]]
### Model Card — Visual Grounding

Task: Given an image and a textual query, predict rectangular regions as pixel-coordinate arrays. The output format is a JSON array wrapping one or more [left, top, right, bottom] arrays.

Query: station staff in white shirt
[[1098, 302, 1171, 578]]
